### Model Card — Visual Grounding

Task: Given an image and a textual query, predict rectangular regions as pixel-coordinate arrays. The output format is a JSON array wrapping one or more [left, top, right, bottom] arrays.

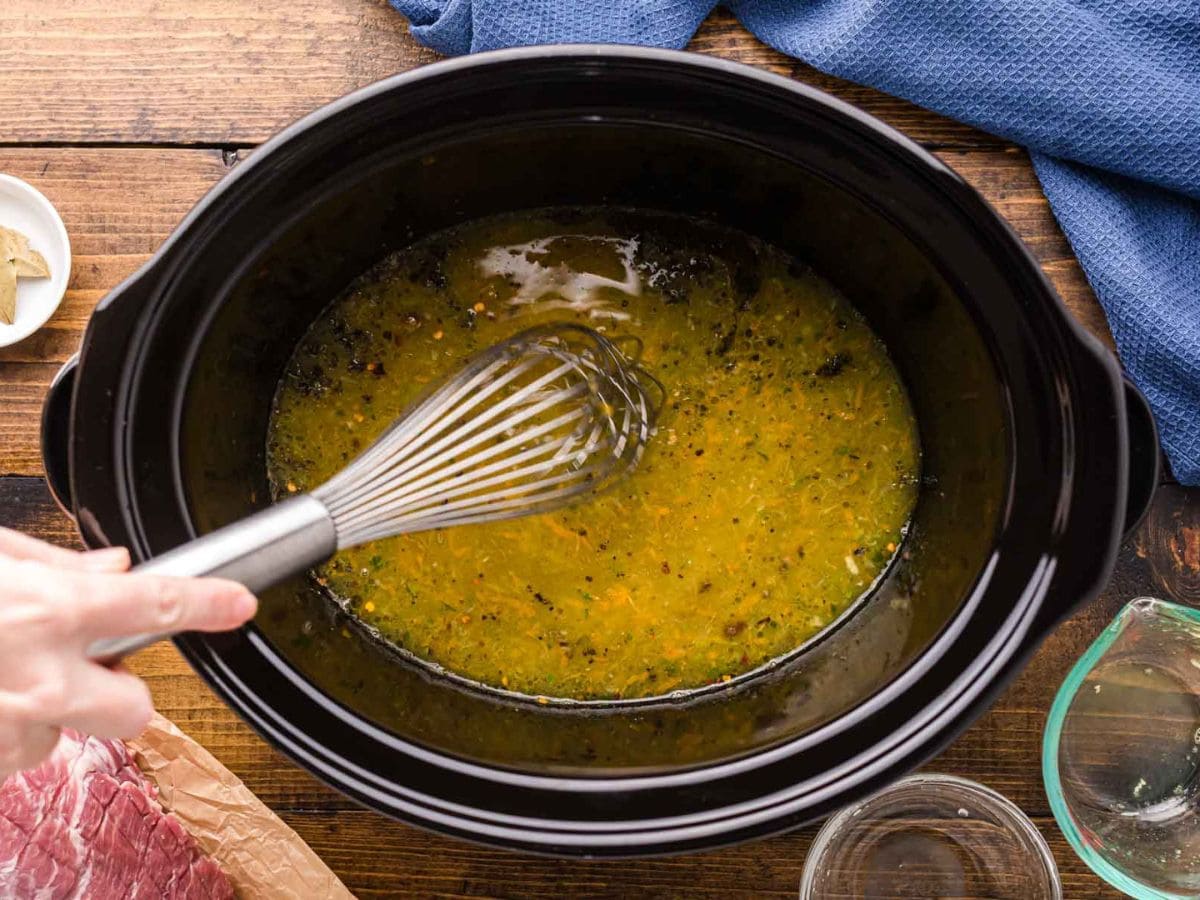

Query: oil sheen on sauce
[[266, 209, 921, 701]]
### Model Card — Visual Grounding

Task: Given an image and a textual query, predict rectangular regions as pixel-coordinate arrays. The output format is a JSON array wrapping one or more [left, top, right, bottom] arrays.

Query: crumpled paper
[[126, 714, 354, 900]]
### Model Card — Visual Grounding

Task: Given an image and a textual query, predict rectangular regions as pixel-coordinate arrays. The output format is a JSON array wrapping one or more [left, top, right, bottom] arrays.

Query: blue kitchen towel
[[394, 0, 1200, 486]]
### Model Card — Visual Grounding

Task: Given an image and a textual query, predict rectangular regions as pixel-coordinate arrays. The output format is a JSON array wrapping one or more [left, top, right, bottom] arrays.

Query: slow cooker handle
[[1022, 366, 1160, 645], [1121, 375, 1160, 539], [40, 354, 78, 516]]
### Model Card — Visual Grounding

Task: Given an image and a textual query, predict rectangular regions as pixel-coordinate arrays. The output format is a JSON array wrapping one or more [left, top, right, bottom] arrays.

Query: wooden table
[[3, 4, 1198, 896]]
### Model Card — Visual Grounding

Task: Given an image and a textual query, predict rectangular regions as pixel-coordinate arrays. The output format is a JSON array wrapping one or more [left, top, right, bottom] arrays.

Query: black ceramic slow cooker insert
[[41, 47, 1159, 855]]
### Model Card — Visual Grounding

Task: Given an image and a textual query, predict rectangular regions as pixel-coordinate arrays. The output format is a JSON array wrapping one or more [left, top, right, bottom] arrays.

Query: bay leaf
[[0, 225, 52, 327], [0, 225, 51, 278], [0, 259, 18, 325], [14, 248, 49, 278], [0, 225, 30, 261]]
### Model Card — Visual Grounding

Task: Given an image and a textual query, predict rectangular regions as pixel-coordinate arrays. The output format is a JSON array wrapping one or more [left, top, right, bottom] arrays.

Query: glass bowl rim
[[799, 772, 1061, 899]]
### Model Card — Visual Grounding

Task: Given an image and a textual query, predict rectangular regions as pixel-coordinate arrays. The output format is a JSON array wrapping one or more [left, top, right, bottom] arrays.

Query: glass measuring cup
[[1044, 597, 1200, 898]]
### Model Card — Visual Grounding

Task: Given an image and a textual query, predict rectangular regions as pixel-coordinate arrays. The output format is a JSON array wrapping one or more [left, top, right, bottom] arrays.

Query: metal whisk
[[88, 323, 661, 662]]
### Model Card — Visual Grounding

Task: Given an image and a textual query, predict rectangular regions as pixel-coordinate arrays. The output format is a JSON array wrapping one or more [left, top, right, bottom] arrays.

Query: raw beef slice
[[0, 729, 234, 899]]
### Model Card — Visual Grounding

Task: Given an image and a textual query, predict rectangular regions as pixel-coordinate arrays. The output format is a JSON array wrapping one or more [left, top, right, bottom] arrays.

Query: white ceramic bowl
[[0, 173, 71, 348]]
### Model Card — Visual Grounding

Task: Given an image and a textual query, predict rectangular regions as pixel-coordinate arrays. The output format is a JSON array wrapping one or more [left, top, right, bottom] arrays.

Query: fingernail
[[232, 590, 258, 622], [82, 547, 131, 571]]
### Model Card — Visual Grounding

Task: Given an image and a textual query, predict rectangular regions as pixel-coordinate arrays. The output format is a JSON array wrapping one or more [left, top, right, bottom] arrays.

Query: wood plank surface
[[0, 148, 229, 474], [0, 0, 438, 146], [276, 811, 1110, 898], [0, 2, 1193, 897], [1, 5, 999, 150]]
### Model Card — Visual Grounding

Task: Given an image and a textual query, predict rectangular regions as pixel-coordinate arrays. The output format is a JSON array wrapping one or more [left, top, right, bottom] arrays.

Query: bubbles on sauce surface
[[478, 235, 639, 320]]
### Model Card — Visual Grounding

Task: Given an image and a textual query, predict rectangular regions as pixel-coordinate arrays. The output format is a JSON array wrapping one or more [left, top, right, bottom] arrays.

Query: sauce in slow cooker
[[266, 209, 920, 700]]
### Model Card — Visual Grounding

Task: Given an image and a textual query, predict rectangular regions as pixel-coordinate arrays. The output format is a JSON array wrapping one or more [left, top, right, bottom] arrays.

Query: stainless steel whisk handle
[[86, 494, 338, 664]]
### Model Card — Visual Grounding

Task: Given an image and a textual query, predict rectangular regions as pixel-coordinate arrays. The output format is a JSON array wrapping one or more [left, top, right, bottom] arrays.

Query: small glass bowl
[[1044, 597, 1200, 898], [800, 773, 1061, 898]]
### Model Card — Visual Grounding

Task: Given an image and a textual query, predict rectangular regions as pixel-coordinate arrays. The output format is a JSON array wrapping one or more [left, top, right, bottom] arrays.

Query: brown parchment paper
[[126, 713, 355, 900]]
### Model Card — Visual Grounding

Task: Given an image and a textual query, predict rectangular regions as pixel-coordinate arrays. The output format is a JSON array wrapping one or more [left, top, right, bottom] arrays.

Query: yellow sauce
[[267, 210, 920, 700]]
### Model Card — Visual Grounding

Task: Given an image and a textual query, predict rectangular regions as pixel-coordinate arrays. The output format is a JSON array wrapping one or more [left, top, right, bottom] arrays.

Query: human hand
[[0, 528, 256, 778]]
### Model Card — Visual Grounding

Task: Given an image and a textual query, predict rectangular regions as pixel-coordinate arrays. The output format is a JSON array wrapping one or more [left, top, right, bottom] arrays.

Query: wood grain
[[276, 811, 1113, 898], [1139, 483, 1200, 605], [2, 3, 1004, 150], [0, 148, 228, 474], [0, 0, 437, 146]]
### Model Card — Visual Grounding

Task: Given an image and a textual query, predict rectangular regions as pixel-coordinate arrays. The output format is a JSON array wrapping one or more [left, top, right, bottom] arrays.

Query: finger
[[72, 572, 257, 640], [58, 664, 153, 738], [0, 528, 130, 572], [0, 722, 60, 777], [77, 548, 133, 572], [0, 527, 77, 563]]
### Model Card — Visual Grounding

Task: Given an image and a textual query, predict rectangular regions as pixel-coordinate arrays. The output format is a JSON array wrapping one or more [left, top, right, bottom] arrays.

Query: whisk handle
[[86, 494, 337, 664]]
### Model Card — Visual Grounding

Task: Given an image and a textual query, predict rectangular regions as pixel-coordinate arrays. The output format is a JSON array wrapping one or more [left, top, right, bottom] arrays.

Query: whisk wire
[[312, 323, 660, 548], [324, 367, 589, 522], [343, 462, 614, 539], [331, 403, 592, 534], [323, 353, 547, 512]]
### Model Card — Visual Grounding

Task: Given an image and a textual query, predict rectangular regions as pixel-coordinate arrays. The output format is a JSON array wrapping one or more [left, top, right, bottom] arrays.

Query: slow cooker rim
[[62, 46, 1133, 850], [166, 553, 1050, 854], [105, 44, 1116, 768]]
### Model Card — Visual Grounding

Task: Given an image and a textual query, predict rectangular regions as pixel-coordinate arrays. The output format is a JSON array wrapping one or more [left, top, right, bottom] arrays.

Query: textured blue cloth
[[393, 0, 1200, 484]]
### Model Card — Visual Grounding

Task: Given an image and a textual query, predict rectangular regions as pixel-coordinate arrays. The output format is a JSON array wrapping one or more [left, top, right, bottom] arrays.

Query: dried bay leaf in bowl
[[14, 248, 49, 278], [0, 258, 16, 325], [0, 224, 52, 324]]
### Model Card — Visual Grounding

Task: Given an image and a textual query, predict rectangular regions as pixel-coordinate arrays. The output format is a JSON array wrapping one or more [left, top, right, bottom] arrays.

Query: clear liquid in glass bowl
[[800, 774, 1061, 899], [1045, 597, 1200, 898]]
